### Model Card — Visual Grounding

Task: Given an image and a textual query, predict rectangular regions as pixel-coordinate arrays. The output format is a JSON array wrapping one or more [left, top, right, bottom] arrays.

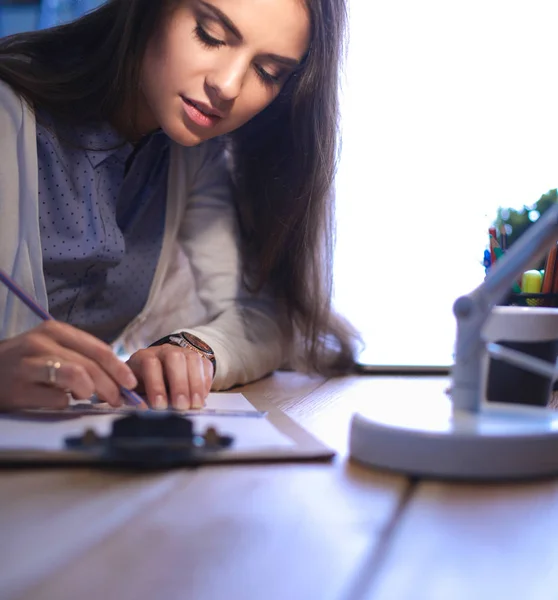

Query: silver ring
[[46, 360, 61, 386]]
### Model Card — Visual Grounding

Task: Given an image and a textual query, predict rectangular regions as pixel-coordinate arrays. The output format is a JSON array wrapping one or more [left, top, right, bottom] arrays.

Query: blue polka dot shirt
[[37, 113, 169, 344]]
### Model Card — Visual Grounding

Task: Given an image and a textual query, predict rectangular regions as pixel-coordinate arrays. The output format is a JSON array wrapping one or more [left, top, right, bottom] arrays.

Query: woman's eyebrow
[[265, 54, 300, 68], [198, 1, 302, 67], [199, 1, 243, 41]]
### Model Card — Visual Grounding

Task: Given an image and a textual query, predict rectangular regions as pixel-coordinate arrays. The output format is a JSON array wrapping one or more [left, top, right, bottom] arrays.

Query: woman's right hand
[[0, 321, 139, 410]]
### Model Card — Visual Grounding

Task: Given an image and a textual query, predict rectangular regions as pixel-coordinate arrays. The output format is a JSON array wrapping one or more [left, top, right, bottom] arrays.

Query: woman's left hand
[[126, 345, 213, 410]]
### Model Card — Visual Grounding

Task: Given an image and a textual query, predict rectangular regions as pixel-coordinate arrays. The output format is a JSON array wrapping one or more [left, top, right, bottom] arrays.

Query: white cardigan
[[0, 82, 288, 390]]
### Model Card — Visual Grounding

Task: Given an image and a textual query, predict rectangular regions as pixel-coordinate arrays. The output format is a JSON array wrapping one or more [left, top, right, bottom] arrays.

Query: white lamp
[[349, 202, 558, 479]]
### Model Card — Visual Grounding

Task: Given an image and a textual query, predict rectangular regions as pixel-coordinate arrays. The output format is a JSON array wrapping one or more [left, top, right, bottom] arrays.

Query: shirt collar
[[80, 121, 134, 169]]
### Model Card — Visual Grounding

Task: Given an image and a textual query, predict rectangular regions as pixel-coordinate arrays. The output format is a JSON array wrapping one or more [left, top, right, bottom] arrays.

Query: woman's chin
[[165, 123, 210, 147]]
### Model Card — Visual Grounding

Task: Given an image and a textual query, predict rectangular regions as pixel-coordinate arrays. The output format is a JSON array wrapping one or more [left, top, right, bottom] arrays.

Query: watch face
[[182, 332, 214, 355]]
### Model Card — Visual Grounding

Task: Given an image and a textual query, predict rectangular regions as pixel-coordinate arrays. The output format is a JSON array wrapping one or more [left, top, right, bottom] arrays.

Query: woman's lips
[[181, 97, 222, 128]]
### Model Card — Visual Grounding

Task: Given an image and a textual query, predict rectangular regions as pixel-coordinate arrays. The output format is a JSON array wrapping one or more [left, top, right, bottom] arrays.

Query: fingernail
[[177, 394, 189, 410], [125, 373, 138, 389], [155, 395, 166, 410], [192, 393, 203, 409]]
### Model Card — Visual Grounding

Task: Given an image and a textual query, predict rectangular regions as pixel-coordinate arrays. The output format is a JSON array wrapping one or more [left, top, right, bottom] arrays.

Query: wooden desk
[[2, 373, 558, 600]]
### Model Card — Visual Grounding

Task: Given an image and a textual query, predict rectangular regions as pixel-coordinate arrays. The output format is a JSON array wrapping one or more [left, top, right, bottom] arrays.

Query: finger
[[36, 321, 138, 391], [203, 358, 213, 397], [162, 349, 191, 410], [56, 349, 124, 407], [17, 333, 124, 407], [129, 350, 168, 410], [186, 353, 207, 409], [15, 383, 70, 410], [26, 356, 96, 400]]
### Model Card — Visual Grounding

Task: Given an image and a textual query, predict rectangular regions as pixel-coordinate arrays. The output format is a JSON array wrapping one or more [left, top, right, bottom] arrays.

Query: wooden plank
[[13, 374, 409, 600], [20, 462, 407, 600], [368, 480, 558, 600], [236, 370, 327, 412], [0, 469, 186, 600], [278, 374, 450, 456]]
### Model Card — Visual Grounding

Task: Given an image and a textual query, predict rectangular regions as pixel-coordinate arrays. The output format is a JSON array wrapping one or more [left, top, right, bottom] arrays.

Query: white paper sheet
[[201, 392, 258, 411], [0, 393, 295, 452], [69, 391, 261, 416]]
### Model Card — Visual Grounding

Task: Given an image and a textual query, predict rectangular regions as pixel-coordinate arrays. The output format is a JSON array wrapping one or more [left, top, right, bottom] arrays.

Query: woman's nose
[[205, 57, 247, 102]]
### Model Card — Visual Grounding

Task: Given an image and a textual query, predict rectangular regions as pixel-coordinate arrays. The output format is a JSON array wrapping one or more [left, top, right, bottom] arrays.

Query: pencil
[[499, 224, 508, 252], [488, 227, 499, 263], [541, 242, 558, 306], [0, 268, 144, 407], [550, 242, 558, 301]]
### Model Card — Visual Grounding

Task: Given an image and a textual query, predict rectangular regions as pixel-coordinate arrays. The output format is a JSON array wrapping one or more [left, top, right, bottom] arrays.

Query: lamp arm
[[450, 202, 558, 413]]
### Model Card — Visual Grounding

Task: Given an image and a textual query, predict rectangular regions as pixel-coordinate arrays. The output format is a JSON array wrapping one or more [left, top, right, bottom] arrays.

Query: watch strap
[[149, 332, 217, 374]]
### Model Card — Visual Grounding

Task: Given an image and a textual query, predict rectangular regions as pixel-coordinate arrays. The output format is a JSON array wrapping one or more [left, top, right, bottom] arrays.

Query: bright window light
[[334, 0, 558, 366]]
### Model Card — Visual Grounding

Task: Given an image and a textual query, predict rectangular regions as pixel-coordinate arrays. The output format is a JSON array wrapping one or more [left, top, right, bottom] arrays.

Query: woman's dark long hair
[[0, 0, 360, 374]]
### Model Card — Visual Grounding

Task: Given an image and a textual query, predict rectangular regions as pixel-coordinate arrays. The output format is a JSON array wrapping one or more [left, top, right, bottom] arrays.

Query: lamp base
[[349, 400, 558, 480]]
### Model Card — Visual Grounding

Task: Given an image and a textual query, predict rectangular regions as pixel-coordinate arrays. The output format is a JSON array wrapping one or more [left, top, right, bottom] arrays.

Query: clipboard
[[0, 393, 335, 469]]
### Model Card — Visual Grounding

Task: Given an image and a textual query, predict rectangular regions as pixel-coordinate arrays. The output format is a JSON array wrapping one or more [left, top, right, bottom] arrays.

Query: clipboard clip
[[65, 412, 234, 468]]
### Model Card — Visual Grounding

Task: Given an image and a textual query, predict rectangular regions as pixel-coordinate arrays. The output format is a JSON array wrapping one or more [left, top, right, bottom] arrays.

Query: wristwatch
[[150, 331, 216, 373]]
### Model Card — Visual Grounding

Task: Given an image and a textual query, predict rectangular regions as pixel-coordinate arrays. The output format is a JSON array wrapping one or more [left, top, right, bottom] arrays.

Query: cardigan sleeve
[[175, 142, 290, 390], [0, 82, 45, 340]]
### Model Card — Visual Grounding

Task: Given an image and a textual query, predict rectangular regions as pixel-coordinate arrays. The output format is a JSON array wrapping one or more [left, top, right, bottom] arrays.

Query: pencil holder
[[504, 293, 558, 308]]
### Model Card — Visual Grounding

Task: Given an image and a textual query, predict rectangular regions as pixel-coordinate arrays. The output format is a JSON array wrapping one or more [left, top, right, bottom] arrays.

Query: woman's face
[[140, 0, 310, 145]]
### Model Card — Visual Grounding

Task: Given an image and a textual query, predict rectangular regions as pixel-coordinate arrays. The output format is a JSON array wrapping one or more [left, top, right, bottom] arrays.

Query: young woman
[[0, 0, 358, 411]]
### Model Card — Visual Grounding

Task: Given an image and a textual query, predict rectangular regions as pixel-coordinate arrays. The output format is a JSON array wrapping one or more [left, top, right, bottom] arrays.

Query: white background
[[334, 0, 558, 365]]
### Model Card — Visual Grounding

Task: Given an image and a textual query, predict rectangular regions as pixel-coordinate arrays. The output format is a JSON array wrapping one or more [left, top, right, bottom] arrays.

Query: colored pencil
[[488, 227, 499, 263], [499, 224, 508, 252], [541, 242, 558, 306]]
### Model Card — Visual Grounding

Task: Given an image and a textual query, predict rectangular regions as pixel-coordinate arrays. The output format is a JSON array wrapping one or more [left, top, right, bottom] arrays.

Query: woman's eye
[[194, 24, 225, 48], [194, 22, 284, 88], [255, 65, 282, 87]]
